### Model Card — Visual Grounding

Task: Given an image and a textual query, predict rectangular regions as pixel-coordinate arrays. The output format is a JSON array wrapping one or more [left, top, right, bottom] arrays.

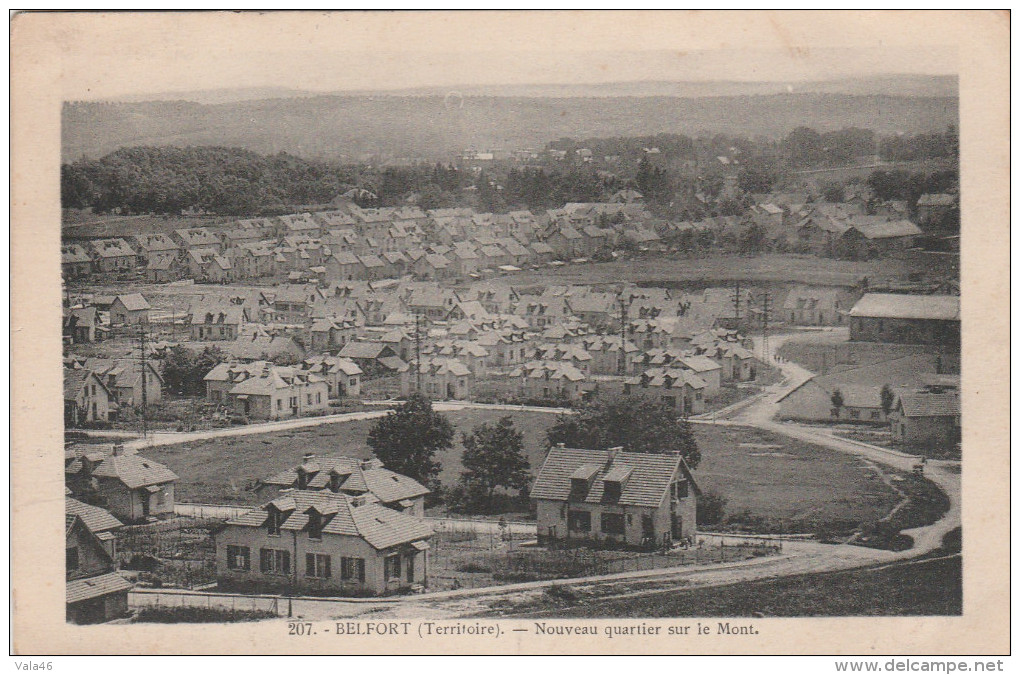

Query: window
[[290, 396, 298, 408], [340, 557, 366, 582], [307, 512, 323, 540], [567, 510, 591, 532], [850, 409, 860, 419], [385, 554, 402, 581], [90, 384, 96, 396], [316, 392, 322, 404], [870, 411, 881, 420], [277, 399, 283, 411], [642, 515, 655, 537], [406, 554, 415, 582], [600, 512, 625, 535], [66, 546, 79, 571], [267, 510, 282, 536], [674, 480, 689, 499], [305, 553, 331, 578], [227, 545, 250, 571], [259, 548, 291, 574], [349, 378, 358, 387], [155, 488, 165, 506]]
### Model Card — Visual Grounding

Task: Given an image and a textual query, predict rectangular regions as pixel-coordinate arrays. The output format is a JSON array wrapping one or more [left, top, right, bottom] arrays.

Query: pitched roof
[[530, 447, 690, 508], [67, 572, 133, 604], [91, 452, 178, 489], [113, 293, 151, 311], [226, 490, 432, 550], [849, 294, 960, 321], [898, 392, 960, 417], [66, 497, 123, 533]]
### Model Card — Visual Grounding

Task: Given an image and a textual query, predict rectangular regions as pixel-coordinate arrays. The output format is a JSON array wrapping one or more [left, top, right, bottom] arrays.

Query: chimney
[[556, 442, 565, 449], [606, 446, 623, 466], [112, 444, 124, 457], [303, 453, 316, 463]]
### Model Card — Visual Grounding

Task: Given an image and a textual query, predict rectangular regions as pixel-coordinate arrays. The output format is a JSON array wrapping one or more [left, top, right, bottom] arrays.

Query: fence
[[175, 503, 250, 519], [130, 589, 282, 616]]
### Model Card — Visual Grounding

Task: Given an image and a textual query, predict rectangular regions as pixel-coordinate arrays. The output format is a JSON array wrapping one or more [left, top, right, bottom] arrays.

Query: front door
[[671, 513, 682, 539]]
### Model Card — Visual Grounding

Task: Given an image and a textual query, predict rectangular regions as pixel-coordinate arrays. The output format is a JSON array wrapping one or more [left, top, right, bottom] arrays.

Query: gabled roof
[[262, 456, 429, 503], [67, 572, 133, 604], [91, 452, 178, 489], [66, 497, 123, 533], [849, 294, 960, 321], [898, 392, 960, 417], [531, 447, 694, 508], [226, 490, 432, 550], [113, 293, 150, 311]]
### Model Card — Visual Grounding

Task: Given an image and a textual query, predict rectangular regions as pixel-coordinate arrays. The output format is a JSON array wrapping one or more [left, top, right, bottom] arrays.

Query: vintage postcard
[[10, 10, 1009, 656]]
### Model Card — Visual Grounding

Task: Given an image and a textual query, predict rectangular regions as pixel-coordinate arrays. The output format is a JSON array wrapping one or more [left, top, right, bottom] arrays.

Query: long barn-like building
[[848, 293, 960, 347]]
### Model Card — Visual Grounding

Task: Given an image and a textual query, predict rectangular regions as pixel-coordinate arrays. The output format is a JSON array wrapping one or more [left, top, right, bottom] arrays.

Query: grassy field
[[499, 253, 938, 289], [136, 409, 900, 534], [484, 553, 962, 618]]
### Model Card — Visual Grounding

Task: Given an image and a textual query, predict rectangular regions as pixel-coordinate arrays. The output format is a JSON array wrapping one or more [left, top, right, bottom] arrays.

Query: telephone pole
[[413, 311, 423, 394], [731, 281, 742, 326], [138, 325, 148, 439], [617, 292, 630, 375], [759, 291, 773, 363]]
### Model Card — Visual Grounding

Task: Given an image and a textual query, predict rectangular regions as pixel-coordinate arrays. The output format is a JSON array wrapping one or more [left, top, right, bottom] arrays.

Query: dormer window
[[267, 508, 283, 536], [307, 511, 323, 540]]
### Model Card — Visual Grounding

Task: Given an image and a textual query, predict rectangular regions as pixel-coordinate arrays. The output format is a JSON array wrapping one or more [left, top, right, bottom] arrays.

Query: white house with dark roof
[[65, 445, 178, 523], [109, 293, 150, 325], [65, 499, 132, 624], [531, 445, 699, 548], [214, 490, 432, 595], [849, 293, 960, 346], [257, 454, 429, 517]]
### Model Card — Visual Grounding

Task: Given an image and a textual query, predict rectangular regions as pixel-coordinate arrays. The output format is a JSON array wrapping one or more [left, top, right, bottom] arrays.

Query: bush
[[696, 491, 727, 526], [456, 562, 492, 574], [545, 584, 579, 603]]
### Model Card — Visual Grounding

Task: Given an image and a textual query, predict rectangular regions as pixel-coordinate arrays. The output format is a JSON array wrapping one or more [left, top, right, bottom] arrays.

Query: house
[[916, 193, 958, 227], [777, 380, 889, 423], [258, 454, 429, 517], [509, 361, 589, 402], [675, 355, 723, 395], [63, 306, 99, 344], [891, 391, 961, 450], [783, 286, 844, 326], [65, 499, 132, 624], [132, 233, 181, 266], [109, 293, 150, 326], [400, 357, 472, 400], [62, 244, 93, 280], [307, 317, 359, 353], [144, 255, 185, 283], [88, 238, 137, 274], [546, 226, 584, 259], [300, 355, 363, 399], [531, 445, 699, 548], [64, 368, 111, 427], [84, 358, 164, 408], [623, 368, 707, 415], [835, 218, 923, 259], [226, 334, 305, 363], [203, 361, 329, 420], [583, 336, 640, 375], [214, 490, 433, 595], [849, 294, 960, 346], [339, 341, 405, 376], [190, 301, 248, 341], [65, 445, 178, 523], [173, 227, 222, 253], [269, 284, 323, 323]]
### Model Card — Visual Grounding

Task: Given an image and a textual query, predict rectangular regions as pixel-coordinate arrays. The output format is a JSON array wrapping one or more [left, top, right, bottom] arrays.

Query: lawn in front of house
[[136, 410, 902, 536]]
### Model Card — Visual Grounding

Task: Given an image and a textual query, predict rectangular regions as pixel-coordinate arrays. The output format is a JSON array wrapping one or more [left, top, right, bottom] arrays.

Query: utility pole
[[617, 292, 630, 376], [413, 311, 422, 395], [138, 325, 148, 439], [731, 281, 742, 326], [759, 291, 772, 363]]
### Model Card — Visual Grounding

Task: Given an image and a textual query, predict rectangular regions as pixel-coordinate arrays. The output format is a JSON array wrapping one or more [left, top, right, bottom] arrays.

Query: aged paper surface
[[11, 10, 1009, 655]]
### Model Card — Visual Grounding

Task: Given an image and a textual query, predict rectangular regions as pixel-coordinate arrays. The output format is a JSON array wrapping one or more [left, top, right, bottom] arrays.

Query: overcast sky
[[53, 13, 959, 100]]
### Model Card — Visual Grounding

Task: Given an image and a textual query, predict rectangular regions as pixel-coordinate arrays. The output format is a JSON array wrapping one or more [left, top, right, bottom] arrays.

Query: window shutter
[[281, 550, 291, 574], [306, 553, 315, 576], [357, 558, 365, 582], [323, 555, 331, 579], [260, 549, 270, 572]]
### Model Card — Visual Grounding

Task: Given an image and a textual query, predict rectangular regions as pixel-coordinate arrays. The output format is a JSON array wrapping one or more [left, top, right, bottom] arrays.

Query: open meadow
[[134, 408, 901, 533]]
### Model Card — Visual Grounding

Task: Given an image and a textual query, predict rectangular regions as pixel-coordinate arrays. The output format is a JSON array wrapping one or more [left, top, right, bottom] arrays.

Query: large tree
[[460, 416, 531, 507], [161, 345, 224, 396], [366, 394, 455, 487], [546, 395, 700, 468]]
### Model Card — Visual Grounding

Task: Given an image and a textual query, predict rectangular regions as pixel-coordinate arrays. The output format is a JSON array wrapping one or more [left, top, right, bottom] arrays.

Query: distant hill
[[63, 91, 959, 163]]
